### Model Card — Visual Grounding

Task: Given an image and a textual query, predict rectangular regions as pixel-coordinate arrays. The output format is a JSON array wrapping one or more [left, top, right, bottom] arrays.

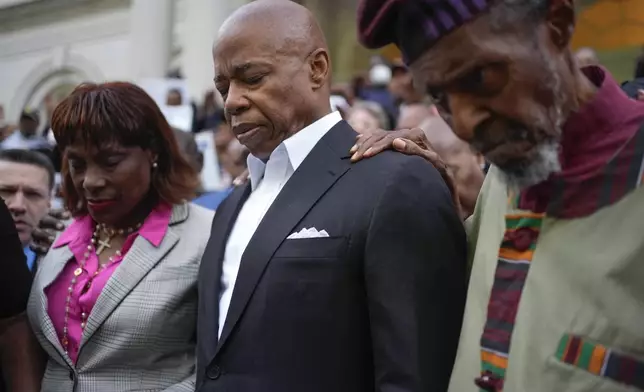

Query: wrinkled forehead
[[409, 19, 529, 87], [0, 161, 50, 189], [213, 23, 284, 66]]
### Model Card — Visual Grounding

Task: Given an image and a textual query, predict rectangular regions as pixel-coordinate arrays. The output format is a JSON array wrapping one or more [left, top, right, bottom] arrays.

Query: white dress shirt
[[218, 111, 342, 337]]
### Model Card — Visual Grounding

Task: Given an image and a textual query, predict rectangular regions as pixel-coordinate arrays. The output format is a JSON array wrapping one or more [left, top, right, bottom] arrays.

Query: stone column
[[129, 0, 173, 81], [180, 0, 247, 105]]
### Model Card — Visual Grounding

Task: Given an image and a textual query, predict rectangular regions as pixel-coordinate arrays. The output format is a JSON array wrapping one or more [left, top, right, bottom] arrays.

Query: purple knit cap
[[358, 0, 494, 65]]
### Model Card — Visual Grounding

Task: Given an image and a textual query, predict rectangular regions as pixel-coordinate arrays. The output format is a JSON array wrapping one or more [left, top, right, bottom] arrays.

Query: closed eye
[[246, 74, 265, 85]]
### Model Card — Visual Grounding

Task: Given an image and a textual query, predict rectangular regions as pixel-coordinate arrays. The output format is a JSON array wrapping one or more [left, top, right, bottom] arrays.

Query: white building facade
[[0, 0, 246, 124]]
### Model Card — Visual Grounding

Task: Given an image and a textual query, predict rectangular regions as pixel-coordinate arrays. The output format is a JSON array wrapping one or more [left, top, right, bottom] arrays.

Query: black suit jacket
[[0, 199, 30, 319], [196, 121, 467, 392]]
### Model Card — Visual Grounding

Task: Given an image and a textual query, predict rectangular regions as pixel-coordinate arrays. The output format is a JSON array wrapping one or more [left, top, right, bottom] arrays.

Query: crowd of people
[[1, 0, 644, 391]]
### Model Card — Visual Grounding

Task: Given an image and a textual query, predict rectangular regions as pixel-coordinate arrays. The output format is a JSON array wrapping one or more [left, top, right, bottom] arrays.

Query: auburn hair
[[51, 82, 200, 216]]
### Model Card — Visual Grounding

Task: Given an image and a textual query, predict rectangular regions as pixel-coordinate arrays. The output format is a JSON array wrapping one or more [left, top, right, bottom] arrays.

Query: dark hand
[[349, 128, 463, 218], [30, 208, 70, 255]]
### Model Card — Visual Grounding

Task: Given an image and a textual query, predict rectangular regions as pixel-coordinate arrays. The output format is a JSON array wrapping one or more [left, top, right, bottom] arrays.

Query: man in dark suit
[[196, 1, 467, 391]]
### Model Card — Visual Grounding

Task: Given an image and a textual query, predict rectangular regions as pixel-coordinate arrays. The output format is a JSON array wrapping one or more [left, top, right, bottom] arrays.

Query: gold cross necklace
[[96, 233, 113, 255], [94, 222, 143, 255]]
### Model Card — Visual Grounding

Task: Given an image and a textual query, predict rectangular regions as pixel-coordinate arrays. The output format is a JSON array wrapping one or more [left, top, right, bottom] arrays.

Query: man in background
[[388, 60, 426, 107], [193, 139, 248, 210], [419, 116, 484, 218], [0, 110, 50, 151], [0, 149, 53, 271], [173, 127, 204, 174], [396, 102, 435, 129]]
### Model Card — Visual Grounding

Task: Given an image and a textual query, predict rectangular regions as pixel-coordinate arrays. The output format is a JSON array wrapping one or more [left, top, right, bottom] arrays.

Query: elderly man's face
[[410, 6, 576, 189], [0, 161, 51, 246], [213, 26, 317, 160]]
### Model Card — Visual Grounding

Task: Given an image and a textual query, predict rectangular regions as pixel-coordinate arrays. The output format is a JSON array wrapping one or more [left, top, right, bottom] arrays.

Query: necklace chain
[[60, 221, 142, 356]]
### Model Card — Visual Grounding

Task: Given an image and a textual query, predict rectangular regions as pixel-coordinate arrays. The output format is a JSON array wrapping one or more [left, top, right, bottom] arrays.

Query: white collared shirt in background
[[217, 111, 342, 338]]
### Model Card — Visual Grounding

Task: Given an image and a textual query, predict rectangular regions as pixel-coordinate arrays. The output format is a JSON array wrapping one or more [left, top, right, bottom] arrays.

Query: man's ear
[[309, 48, 331, 90], [546, 0, 575, 50]]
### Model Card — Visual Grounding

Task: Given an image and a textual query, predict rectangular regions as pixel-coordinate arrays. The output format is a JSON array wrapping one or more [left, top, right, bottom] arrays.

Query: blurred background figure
[[193, 128, 248, 210], [634, 45, 644, 79], [396, 102, 435, 129], [356, 58, 397, 126], [194, 91, 225, 132], [575, 47, 599, 67], [172, 128, 204, 175], [0, 110, 50, 151], [346, 101, 390, 134], [419, 117, 485, 218], [388, 60, 426, 107], [0, 106, 9, 143], [165, 88, 184, 106]]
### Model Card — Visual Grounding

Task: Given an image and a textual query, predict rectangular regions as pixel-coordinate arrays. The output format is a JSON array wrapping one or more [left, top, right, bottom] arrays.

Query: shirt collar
[[23, 246, 36, 271], [559, 66, 644, 170], [53, 201, 173, 248], [246, 111, 342, 190]]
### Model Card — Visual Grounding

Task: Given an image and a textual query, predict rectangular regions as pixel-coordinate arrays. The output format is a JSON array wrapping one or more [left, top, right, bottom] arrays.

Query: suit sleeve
[[0, 199, 31, 319], [364, 156, 468, 392]]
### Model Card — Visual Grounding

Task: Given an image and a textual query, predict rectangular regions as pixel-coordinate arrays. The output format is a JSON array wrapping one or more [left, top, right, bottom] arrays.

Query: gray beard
[[501, 140, 562, 192], [502, 50, 567, 192]]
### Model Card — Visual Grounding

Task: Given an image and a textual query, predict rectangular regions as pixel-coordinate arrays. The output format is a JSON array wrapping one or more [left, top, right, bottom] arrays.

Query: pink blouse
[[46, 202, 172, 363]]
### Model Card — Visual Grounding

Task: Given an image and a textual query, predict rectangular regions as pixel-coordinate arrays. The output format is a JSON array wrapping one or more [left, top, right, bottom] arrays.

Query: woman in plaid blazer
[[27, 82, 214, 392]]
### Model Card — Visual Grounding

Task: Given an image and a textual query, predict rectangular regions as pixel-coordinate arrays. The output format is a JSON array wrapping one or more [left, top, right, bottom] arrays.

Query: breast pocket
[[268, 236, 350, 287], [268, 236, 351, 324], [273, 236, 349, 259], [543, 334, 644, 392]]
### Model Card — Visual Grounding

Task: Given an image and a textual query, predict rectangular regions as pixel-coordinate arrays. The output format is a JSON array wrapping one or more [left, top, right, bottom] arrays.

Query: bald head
[[220, 0, 328, 56], [213, 0, 333, 160]]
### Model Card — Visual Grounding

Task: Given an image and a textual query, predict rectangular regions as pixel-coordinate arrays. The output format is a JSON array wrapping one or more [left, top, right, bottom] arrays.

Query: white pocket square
[[287, 227, 330, 239]]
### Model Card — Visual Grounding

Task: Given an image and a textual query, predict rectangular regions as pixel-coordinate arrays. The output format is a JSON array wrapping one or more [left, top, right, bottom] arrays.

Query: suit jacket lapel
[[80, 203, 188, 346], [215, 121, 355, 356], [30, 245, 75, 367], [199, 183, 251, 362]]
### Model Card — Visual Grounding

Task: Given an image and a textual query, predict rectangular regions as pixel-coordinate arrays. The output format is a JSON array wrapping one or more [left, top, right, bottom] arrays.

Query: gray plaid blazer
[[27, 202, 214, 392]]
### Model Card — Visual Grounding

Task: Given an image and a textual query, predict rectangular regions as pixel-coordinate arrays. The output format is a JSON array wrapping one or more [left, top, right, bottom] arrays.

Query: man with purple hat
[[356, 0, 644, 391]]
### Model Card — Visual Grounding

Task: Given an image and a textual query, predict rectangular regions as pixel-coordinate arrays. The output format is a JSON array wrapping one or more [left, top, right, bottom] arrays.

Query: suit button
[[207, 365, 221, 380], [69, 371, 75, 381]]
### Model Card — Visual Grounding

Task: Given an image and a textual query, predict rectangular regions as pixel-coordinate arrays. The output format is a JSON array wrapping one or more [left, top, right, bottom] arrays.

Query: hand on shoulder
[[350, 127, 464, 219]]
